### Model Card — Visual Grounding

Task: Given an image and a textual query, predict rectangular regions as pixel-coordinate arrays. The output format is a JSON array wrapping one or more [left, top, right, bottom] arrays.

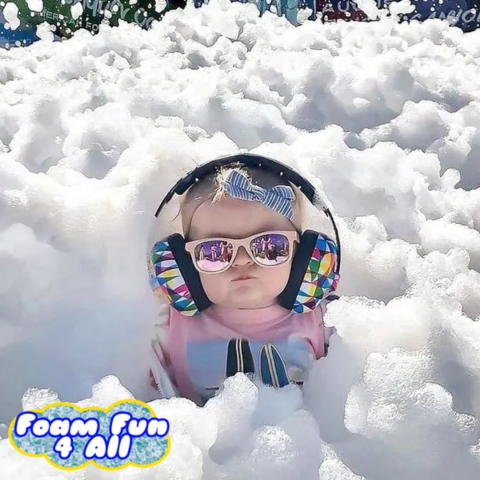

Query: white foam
[[3, 2, 20, 30], [26, 0, 43, 12]]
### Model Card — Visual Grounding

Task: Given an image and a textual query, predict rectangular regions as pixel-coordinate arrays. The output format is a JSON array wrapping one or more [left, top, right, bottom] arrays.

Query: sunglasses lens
[[250, 233, 291, 266], [193, 240, 234, 272]]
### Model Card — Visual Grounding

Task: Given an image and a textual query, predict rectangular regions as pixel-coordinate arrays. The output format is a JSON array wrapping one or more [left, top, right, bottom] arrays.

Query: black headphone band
[[154, 153, 341, 274]]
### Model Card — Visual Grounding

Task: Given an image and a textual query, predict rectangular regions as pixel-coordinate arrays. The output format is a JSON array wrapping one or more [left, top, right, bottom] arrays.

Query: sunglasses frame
[[185, 230, 300, 274]]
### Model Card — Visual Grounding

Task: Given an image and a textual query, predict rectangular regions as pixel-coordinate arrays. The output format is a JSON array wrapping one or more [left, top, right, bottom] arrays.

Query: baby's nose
[[233, 246, 254, 266]]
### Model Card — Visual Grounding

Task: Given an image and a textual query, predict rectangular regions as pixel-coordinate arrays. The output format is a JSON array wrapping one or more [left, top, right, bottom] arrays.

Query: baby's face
[[188, 196, 296, 309]]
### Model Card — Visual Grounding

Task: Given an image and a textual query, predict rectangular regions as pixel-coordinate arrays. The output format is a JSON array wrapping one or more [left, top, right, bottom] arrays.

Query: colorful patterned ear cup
[[278, 230, 339, 314], [293, 232, 339, 313], [149, 234, 212, 316]]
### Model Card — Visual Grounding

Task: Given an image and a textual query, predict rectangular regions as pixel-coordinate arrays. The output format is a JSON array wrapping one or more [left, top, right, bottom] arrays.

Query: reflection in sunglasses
[[192, 232, 293, 273]]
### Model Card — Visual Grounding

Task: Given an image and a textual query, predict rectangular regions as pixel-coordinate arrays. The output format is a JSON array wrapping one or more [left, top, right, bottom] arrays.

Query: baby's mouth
[[231, 275, 255, 282]]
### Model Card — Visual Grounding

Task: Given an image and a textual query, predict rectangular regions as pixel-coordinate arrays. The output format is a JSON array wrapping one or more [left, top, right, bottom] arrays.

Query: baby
[[148, 157, 339, 406]]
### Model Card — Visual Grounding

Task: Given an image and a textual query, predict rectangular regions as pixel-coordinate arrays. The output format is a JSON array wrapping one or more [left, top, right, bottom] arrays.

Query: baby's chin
[[221, 288, 280, 309]]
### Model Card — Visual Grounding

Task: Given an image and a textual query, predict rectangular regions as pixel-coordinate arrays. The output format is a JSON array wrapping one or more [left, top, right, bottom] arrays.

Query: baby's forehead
[[189, 197, 293, 239]]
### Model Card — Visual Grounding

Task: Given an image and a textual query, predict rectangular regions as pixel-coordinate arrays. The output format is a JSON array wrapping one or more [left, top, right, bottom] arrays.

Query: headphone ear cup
[[278, 230, 340, 314], [149, 233, 212, 315]]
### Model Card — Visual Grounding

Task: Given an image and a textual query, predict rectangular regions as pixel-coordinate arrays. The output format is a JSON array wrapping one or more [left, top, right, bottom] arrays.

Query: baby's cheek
[[199, 273, 226, 304], [262, 265, 291, 295]]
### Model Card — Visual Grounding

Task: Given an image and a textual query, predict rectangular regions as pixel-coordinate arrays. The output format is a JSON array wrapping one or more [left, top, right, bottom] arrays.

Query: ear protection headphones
[[148, 153, 342, 316]]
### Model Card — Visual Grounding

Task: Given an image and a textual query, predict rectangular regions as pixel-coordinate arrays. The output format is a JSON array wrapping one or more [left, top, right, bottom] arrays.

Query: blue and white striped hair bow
[[222, 169, 296, 220]]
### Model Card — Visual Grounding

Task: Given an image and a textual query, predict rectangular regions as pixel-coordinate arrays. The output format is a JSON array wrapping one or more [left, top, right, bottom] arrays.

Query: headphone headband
[[154, 153, 341, 274]]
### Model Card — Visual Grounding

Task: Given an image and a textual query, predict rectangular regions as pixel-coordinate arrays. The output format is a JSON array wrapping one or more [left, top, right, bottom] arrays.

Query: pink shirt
[[150, 298, 337, 406]]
